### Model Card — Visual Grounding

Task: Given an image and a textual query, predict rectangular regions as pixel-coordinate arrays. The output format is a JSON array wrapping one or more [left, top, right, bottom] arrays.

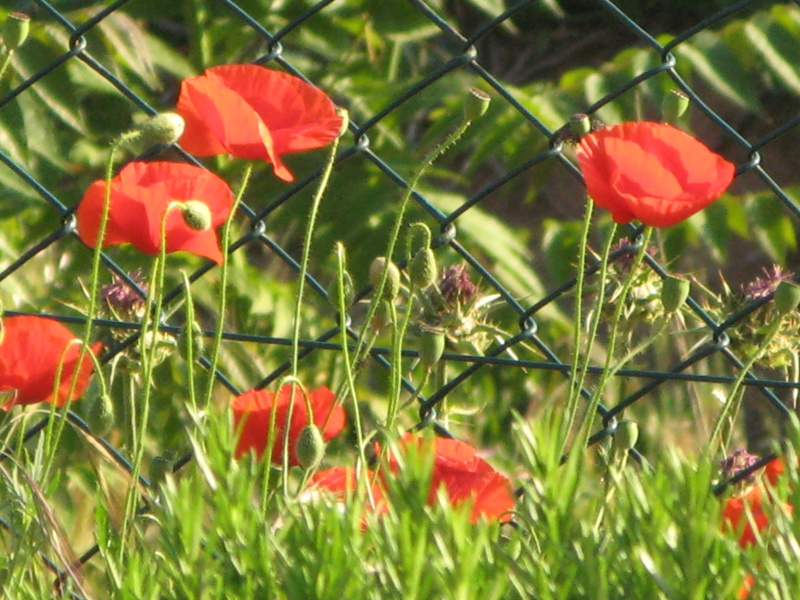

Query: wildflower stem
[[120, 201, 177, 548], [278, 133, 340, 498], [385, 300, 408, 429], [181, 272, 198, 413], [0, 53, 12, 88], [561, 198, 594, 452], [352, 118, 475, 423], [289, 135, 340, 384], [42, 140, 124, 479], [333, 243, 369, 472], [709, 317, 783, 455], [608, 314, 671, 377], [562, 217, 619, 454], [577, 227, 652, 451], [203, 163, 250, 408]]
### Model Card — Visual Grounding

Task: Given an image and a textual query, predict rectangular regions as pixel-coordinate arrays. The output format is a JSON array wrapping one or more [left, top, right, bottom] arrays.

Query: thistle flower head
[[743, 265, 794, 302]]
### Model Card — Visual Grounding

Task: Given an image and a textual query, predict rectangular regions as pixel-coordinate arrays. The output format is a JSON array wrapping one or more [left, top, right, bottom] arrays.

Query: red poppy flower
[[763, 457, 785, 486], [722, 486, 772, 549], [76, 162, 236, 264], [575, 121, 735, 227], [385, 434, 515, 524], [176, 65, 343, 182], [305, 466, 388, 516], [232, 384, 345, 465], [721, 457, 795, 598], [0, 315, 102, 409]]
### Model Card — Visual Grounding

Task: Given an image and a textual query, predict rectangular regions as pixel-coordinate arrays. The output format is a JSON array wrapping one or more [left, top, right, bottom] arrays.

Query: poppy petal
[[576, 122, 735, 227], [176, 65, 341, 180], [76, 162, 235, 264], [0, 316, 102, 409]]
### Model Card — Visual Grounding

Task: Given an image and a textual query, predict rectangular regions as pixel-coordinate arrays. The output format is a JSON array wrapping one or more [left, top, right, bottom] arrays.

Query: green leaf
[[674, 31, 761, 111], [744, 12, 800, 96], [11, 37, 87, 134]]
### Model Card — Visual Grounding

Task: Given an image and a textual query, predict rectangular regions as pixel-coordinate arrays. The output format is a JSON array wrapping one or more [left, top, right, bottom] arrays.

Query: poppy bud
[[409, 247, 438, 289], [774, 280, 800, 316], [84, 392, 116, 437], [327, 271, 354, 310], [295, 425, 325, 470], [3, 12, 30, 53], [369, 256, 400, 301], [138, 112, 186, 147], [613, 420, 639, 451], [661, 90, 690, 123], [569, 113, 591, 138], [418, 327, 446, 371], [660, 276, 691, 313], [178, 320, 205, 361], [179, 200, 213, 232], [463, 87, 491, 124]]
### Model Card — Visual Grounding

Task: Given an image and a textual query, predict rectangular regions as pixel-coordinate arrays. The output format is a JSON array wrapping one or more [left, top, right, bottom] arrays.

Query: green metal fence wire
[[1, 0, 800, 590]]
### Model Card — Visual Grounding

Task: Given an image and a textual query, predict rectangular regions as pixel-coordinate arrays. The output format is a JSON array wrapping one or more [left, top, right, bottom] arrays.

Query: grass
[[2, 1, 800, 598]]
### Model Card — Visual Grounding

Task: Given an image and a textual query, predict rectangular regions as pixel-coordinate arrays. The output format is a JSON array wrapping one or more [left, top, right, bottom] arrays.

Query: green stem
[[562, 218, 619, 453], [186, 0, 211, 72], [351, 119, 476, 417], [576, 227, 652, 451], [0, 52, 12, 87], [332, 244, 369, 473], [181, 272, 198, 414], [607, 314, 671, 378], [709, 317, 783, 455], [120, 201, 175, 550], [203, 163, 251, 408], [41, 140, 124, 480], [560, 199, 594, 451]]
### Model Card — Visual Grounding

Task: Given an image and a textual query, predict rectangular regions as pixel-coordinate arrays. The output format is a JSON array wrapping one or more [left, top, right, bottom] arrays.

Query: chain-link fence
[[1, 0, 800, 592]]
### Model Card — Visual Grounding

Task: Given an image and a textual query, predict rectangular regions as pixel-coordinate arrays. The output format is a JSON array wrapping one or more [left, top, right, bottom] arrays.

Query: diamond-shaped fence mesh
[[1, 0, 800, 591]]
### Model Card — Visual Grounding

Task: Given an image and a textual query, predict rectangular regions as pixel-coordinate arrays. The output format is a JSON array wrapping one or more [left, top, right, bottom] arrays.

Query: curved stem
[[332, 244, 368, 471], [203, 163, 251, 408], [351, 119, 476, 428]]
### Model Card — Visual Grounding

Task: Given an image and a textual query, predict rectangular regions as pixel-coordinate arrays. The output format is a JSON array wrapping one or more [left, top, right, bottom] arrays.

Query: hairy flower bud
[[774, 280, 800, 316], [463, 87, 491, 123], [418, 327, 446, 371], [180, 200, 213, 232], [295, 425, 325, 470], [84, 392, 116, 437], [3, 12, 30, 52], [369, 256, 400, 301], [569, 113, 591, 138], [138, 112, 186, 147], [327, 271, 355, 310], [409, 247, 438, 289], [613, 420, 639, 452], [660, 276, 691, 314]]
